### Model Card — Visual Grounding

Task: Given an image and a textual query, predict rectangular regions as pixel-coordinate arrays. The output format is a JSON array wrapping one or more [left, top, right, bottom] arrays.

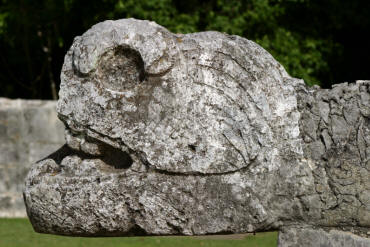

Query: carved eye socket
[[96, 46, 145, 91]]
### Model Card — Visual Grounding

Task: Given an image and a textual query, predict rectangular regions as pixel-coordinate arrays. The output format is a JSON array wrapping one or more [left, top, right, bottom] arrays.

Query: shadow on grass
[[0, 218, 277, 247]]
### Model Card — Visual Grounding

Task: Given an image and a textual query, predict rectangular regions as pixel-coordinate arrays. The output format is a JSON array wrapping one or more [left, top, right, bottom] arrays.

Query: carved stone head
[[24, 19, 370, 242]]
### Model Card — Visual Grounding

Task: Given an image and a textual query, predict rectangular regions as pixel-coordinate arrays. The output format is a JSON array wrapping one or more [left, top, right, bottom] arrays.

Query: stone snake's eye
[[95, 46, 145, 92]]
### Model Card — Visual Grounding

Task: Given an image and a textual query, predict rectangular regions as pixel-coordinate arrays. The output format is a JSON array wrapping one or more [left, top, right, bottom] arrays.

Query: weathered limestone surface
[[0, 98, 64, 217], [23, 19, 369, 245], [278, 227, 370, 247]]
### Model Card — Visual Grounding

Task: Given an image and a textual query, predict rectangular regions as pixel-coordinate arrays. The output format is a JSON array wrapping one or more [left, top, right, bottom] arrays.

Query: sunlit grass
[[0, 218, 277, 247]]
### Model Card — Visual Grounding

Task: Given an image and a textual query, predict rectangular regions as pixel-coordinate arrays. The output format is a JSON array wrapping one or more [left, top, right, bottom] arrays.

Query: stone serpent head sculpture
[[24, 19, 369, 245]]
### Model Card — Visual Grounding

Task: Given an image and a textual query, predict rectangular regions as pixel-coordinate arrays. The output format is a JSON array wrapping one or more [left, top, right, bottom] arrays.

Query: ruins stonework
[[0, 98, 64, 217], [23, 19, 369, 246]]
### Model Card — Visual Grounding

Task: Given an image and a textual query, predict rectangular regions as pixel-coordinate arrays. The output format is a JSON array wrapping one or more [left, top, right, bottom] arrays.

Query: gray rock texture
[[23, 19, 370, 245], [0, 98, 64, 217], [278, 227, 370, 247]]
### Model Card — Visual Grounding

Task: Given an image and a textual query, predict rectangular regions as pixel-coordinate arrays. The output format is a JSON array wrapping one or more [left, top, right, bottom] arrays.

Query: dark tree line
[[0, 0, 369, 99]]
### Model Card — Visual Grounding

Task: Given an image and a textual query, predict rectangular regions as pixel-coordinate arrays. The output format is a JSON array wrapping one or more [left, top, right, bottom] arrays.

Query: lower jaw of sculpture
[[23, 145, 148, 236], [24, 144, 285, 237], [24, 144, 370, 238]]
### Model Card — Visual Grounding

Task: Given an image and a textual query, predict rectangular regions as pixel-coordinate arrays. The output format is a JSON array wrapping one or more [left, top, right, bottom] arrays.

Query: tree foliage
[[0, 0, 369, 99]]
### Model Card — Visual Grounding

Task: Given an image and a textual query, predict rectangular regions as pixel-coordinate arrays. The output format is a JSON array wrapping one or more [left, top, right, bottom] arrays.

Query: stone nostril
[[96, 46, 145, 92]]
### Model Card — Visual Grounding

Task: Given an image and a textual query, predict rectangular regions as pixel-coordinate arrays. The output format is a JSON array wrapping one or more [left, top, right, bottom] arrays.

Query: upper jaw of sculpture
[[56, 18, 296, 176], [24, 18, 370, 238]]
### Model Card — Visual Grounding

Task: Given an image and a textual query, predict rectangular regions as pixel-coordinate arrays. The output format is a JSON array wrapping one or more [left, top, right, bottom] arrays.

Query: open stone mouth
[[26, 128, 272, 237], [48, 143, 135, 174], [63, 128, 140, 171], [45, 126, 254, 180]]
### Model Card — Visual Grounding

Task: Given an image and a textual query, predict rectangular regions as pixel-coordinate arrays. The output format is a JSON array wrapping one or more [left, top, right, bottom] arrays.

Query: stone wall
[[0, 98, 64, 217]]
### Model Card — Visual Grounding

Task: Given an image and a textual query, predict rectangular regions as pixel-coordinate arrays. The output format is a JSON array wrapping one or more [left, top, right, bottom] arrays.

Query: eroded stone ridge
[[23, 19, 369, 245], [296, 81, 370, 231]]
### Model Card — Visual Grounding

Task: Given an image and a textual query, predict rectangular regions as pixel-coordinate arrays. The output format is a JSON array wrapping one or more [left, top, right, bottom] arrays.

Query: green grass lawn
[[0, 218, 277, 247]]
